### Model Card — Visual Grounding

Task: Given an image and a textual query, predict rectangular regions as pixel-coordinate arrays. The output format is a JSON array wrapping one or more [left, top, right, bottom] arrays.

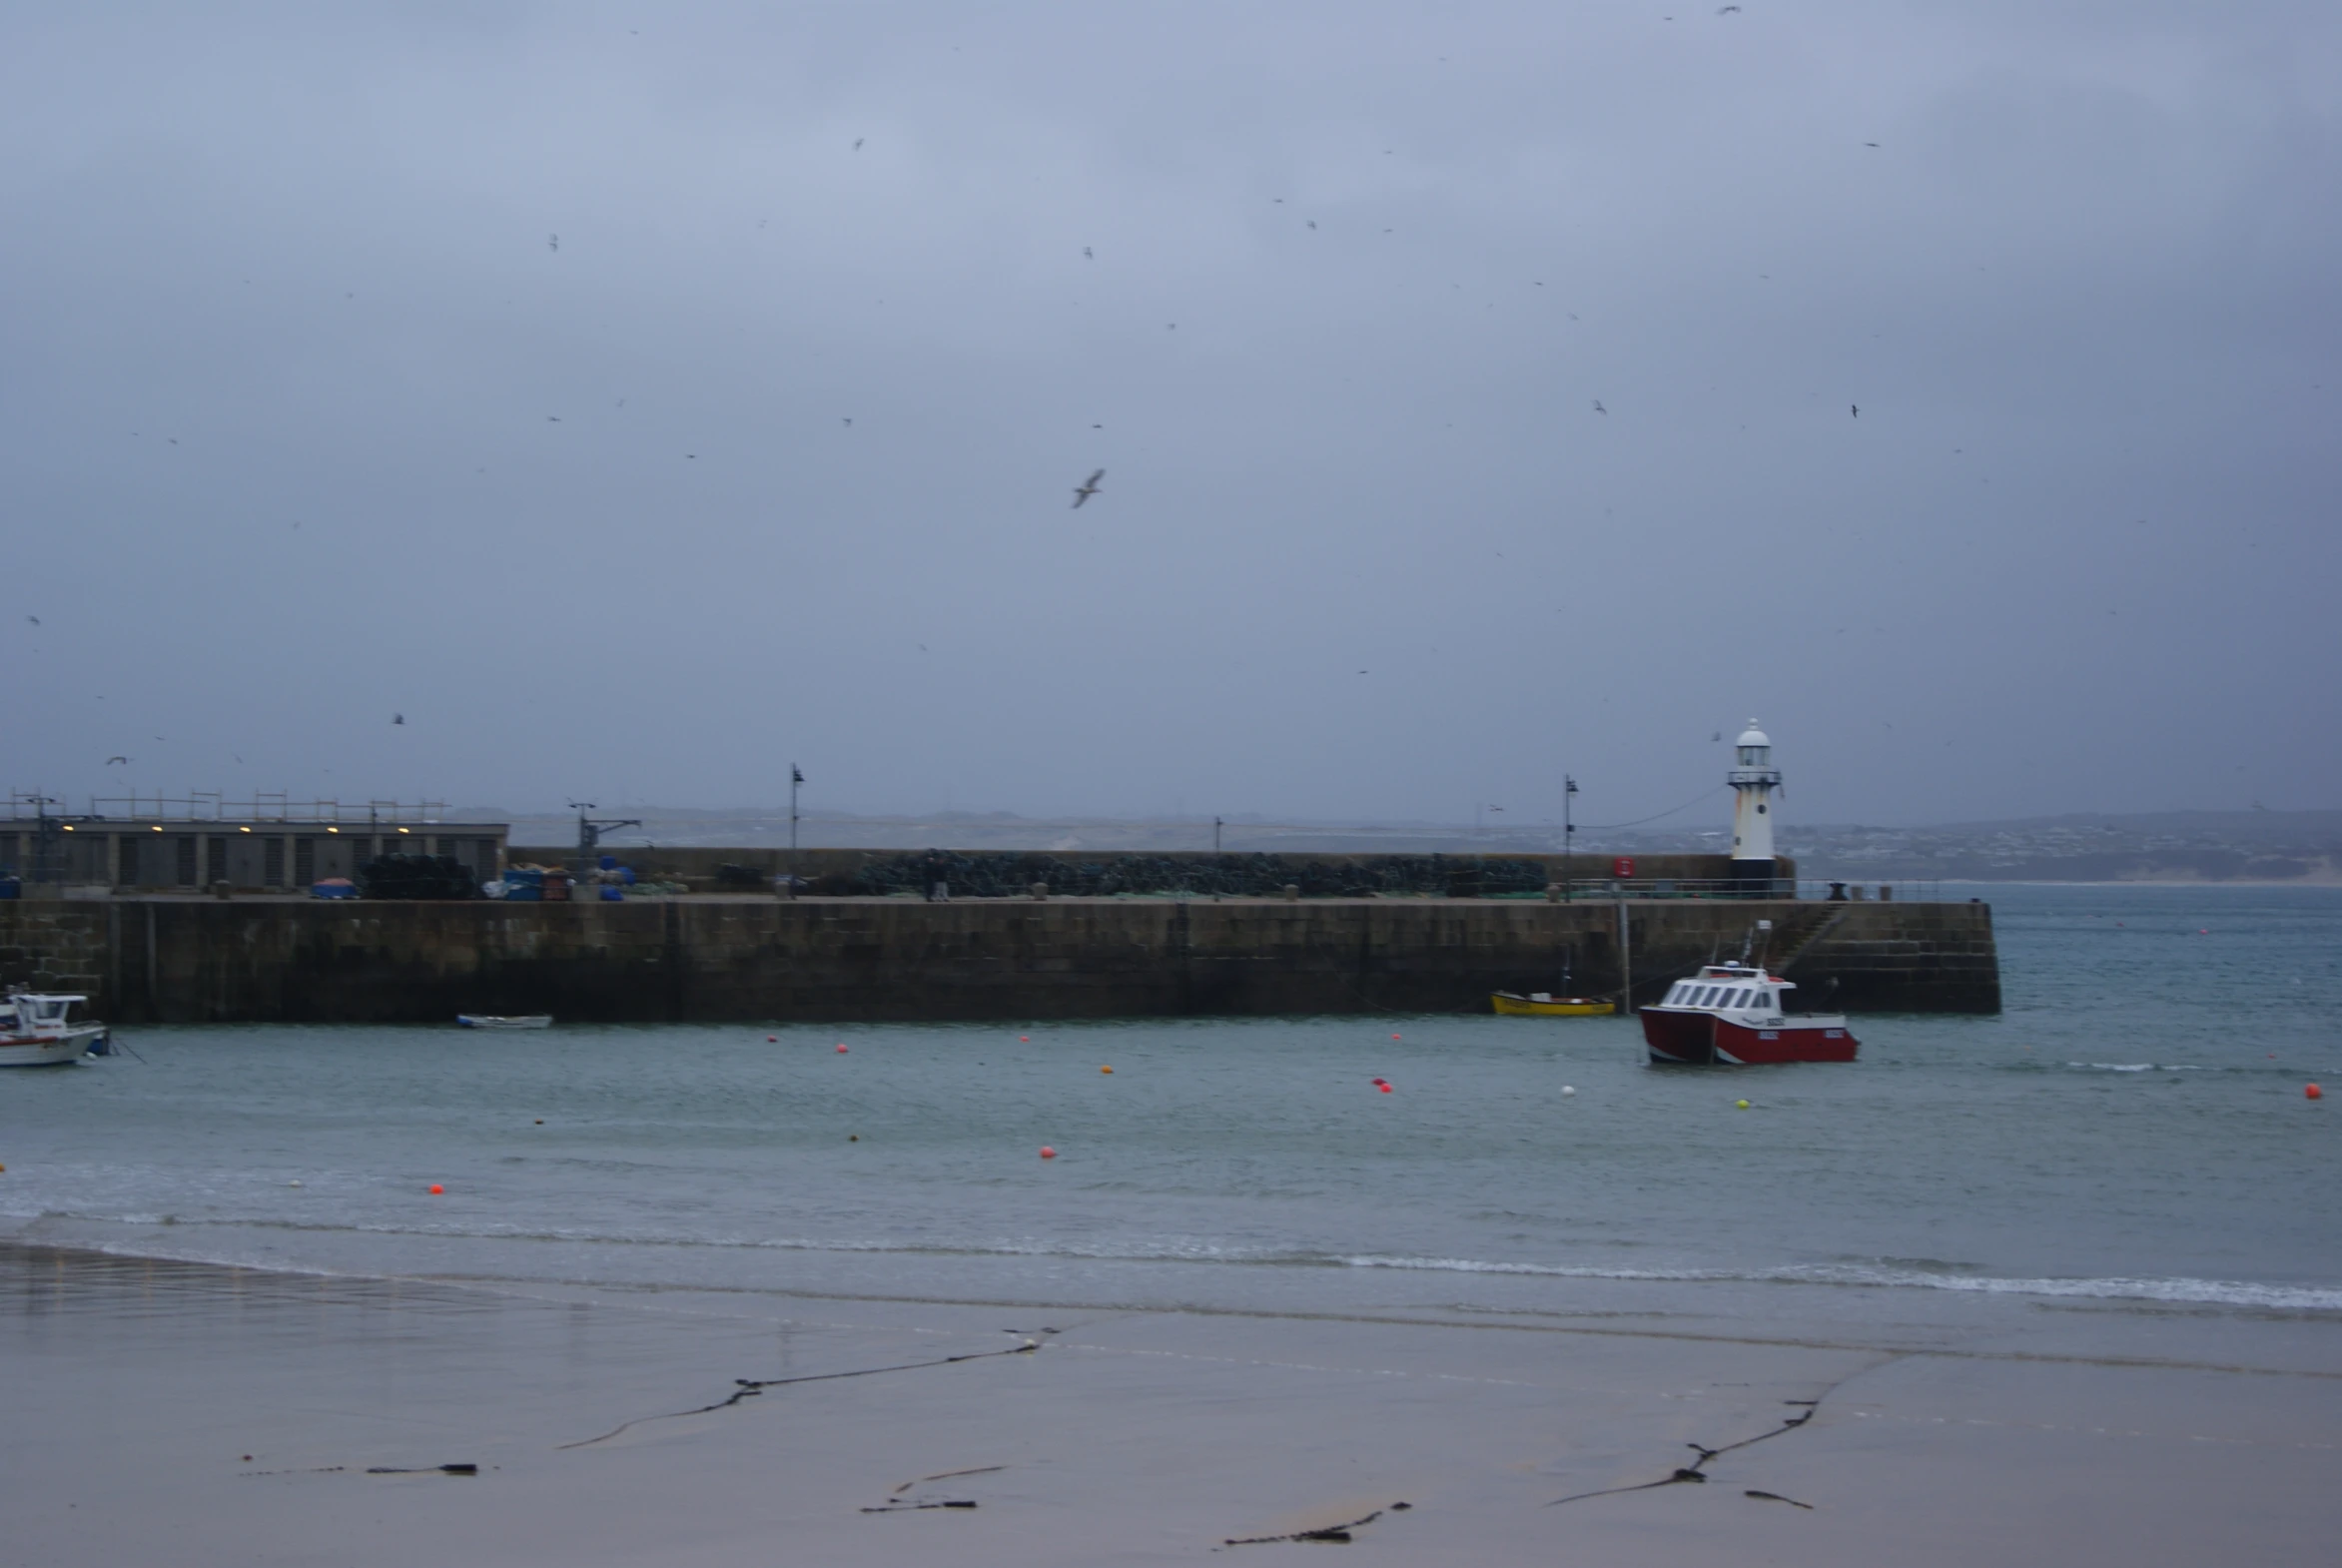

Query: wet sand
[[2, 1242, 2336, 1565]]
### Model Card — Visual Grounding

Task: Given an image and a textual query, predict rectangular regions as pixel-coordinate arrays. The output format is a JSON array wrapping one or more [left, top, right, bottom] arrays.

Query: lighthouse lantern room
[[1728, 719, 1783, 895]]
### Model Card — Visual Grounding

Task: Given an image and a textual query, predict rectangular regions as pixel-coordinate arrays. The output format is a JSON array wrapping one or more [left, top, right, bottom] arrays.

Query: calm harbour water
[[4, 884, 2339, 1316]]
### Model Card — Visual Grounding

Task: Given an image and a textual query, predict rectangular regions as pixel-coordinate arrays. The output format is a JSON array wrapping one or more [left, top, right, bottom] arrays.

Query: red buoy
[[1020, 1035, 1031, 1042], [1378, 1084, 1393, 1094], [766, 1035, 778, 1043], [1039, 1146, 1057, 1160], [428, 1184, 443, 1194], [835, 1044, 848, 1054], [2309, 1084, 2324, 1101]]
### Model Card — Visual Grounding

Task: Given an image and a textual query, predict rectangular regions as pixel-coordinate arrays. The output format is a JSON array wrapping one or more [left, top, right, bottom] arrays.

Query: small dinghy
[[1490, 992, 1615, 1017], [455, 1014, 553, 1030]]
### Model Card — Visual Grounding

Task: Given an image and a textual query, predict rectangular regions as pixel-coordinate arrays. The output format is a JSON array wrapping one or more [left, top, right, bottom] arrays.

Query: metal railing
[[6, 792, 458, 825], [1542, 876, 1947, 902]]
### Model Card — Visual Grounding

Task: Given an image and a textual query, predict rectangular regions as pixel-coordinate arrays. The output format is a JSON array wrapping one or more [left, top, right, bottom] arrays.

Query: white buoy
[[1561, 1086, 1576, 1097]]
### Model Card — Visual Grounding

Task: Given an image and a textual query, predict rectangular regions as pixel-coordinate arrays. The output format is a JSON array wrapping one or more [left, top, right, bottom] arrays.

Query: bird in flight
[[1864, 142, 1880, 148], [25, 615, 38, 627], [106, 756, 129, 766], [1851, 403, 1860, 417], [1592, 399, 1607, 414], [392, 713, 404, 725], [1306, 220, 1316, 230], [1084, 246, 1094, 260], [548, 234, 558, 252], [853, 138, 864, 151], [1071, 469, 1105, 508], [1718, 4, 1741, 13]]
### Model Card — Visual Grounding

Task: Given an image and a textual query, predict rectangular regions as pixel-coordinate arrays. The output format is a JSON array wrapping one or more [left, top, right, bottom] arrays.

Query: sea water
[[4, 884, 2338, 1319]]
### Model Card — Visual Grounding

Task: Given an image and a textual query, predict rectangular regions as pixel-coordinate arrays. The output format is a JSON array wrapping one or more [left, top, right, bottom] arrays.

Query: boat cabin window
[[1729, 989, 1749, 1008], [1664, 984, 1686, 1004], [35, 1001, 64, 1020], [1698, 987, 1720, 1006], [1754, 992, 1773, 1009]]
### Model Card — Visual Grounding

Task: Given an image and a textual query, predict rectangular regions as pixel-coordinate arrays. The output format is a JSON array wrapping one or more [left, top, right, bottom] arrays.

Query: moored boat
[[0, 992, 111, 1067], [1491, 992, 1616, 1017], [1638, 963, 1857, 1065], [455, 1014, 553, 1030]]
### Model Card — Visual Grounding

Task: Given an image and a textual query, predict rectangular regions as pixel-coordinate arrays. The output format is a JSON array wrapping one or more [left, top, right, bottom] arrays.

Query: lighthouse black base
[[1728, 858, 1783, 897]]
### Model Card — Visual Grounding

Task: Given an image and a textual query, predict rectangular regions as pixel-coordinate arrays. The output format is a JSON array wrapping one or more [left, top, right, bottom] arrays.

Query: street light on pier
[[1562, 775, 1579, 902]]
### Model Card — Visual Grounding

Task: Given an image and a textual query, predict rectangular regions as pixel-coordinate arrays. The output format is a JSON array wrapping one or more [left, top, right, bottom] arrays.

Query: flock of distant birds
[[60, 2, 1905, 761]]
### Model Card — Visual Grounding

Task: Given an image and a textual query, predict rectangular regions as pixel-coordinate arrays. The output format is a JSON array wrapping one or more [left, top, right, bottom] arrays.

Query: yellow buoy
[[1735, 1099, 1751, 1110]]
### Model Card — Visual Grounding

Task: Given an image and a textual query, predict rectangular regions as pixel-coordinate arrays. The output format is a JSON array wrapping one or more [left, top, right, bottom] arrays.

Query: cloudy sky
[[3, 1, 2335, 831]]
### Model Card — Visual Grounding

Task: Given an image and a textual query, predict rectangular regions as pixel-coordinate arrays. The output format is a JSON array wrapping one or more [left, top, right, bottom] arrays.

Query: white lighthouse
[[1728, 719, 1782, 893]]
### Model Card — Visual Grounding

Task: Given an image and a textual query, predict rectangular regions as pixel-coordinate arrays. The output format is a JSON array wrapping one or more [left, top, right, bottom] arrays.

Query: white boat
[[455, 1014, 553, 1030], [0, 992, 111, 1067]]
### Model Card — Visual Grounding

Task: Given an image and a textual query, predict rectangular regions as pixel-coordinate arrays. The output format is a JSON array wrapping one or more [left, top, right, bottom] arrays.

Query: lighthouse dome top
[[1736, 720, 1771, 749]]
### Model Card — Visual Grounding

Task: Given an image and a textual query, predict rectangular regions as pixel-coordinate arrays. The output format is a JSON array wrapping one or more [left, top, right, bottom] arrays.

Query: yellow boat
[[1491, 992, 1615, 1018]]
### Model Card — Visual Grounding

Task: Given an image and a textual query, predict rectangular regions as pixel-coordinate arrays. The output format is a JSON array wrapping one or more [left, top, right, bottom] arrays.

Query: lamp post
[[1213, 816, 1222, 854], [788, 766, 804, 893], [1562, 775, 1578, 902]]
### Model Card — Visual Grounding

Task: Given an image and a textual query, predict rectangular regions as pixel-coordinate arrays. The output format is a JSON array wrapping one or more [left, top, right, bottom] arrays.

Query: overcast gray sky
[[4, 1, 2335, 831]]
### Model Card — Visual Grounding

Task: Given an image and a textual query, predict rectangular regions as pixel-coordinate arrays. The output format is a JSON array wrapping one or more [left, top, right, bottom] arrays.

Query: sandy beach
[[5, 1240, 2336, 1566]]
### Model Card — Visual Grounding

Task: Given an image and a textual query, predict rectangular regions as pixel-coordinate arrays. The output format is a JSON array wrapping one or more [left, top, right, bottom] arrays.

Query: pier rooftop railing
[[7, 791, 458, 825]]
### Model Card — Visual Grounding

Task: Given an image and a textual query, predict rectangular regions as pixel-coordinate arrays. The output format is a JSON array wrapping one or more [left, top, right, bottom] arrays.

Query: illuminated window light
[[240, 826, 252, 834], [152, 825, 163, 832]]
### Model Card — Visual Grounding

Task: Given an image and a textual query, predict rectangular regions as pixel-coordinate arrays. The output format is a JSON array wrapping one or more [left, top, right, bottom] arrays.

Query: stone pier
[[0, 895, 1998, 1025]]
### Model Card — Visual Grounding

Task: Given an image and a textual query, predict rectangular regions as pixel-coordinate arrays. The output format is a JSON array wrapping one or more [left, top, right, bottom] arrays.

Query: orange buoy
[[1039, 1146, 1057, 1160], [1101, 1066, 1114, 1074], [428, 1184, 443, 1194], [2309, 1084, 2324, 1101]]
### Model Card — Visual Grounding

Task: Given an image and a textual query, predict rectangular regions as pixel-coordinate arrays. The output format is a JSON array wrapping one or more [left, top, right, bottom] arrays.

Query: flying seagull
[[392, 713, 404, 725], [1851, 403, 1859, 417], [1718, 4, 1741, 12], [548, 234, 558, 252], [1592, 399, 1607, 414], [106, 756, 128, 766], [853, 138, 864, 151], [25, 615, 38, 626], [1084, 247, 1094, 260], [1071, 469, 1105, 508]]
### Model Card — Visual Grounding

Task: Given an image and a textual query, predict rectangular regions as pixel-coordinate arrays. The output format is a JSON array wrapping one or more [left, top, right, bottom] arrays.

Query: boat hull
[[1491, 993, 1615, 1017], [0, 1029, 104, 1068], [1640, 1008, 1857, 1065], [456, 1015, 552, 1030]]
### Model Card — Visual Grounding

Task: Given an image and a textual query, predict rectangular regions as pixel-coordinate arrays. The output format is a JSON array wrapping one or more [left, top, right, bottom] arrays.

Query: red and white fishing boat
[[1639, 963, 1857, 1066], [0, 991, 111, 1067]]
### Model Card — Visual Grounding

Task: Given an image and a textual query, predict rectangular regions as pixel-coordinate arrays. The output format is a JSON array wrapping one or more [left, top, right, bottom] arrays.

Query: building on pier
[[1, 795, 506, 892]]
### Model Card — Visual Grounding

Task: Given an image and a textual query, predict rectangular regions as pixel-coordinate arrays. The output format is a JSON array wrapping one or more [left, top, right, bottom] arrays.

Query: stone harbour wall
[[3, 895, 1998, 1025]]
